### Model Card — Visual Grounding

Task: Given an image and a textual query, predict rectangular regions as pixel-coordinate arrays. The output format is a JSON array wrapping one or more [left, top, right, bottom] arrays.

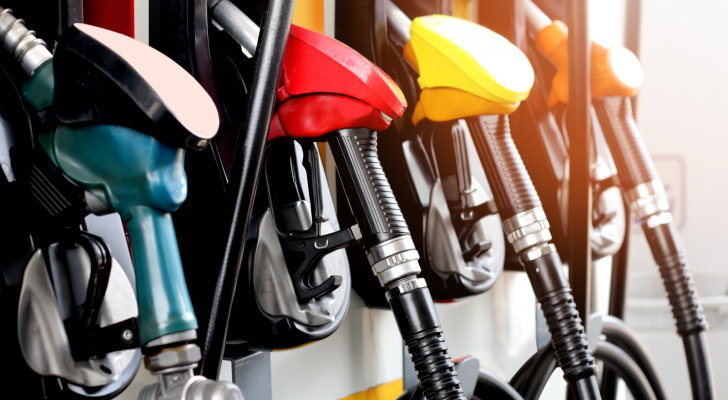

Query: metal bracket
[[224, 348, 272, 400]]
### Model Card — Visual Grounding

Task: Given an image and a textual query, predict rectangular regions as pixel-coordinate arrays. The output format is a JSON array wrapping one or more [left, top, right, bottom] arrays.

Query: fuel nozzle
[[327, 128, 465, 400]]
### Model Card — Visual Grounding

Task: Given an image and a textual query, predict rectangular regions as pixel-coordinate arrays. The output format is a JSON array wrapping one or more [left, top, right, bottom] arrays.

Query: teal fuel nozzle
[[16, 21, 220, 345]]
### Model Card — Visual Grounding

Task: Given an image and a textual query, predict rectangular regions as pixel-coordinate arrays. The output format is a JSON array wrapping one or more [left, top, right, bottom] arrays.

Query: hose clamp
[[626, 179, 670, 220], [385, 277, 428, 302], [367, 236, 421, 286], [502, 207, 553, 253], [644, 211, 673, 229], [521, 243, 558, 262]]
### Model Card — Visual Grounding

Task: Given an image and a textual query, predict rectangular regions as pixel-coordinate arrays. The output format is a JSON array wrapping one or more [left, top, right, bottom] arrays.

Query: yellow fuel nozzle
[[399, 13, 534, 125], [525, 0, 644, 108]]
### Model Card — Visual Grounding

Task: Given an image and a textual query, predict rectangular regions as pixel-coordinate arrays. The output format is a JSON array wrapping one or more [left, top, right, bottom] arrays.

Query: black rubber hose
[[594, 341, 657, 400], [522, 252, 597, 385], [524, 351, 558, 400], [389, 288, 465, 400], [327, 128, 410, 248], [642, 220, 713, 400], [642, 221, 706, 337], [476, 369, 525, 400], [199, 0, 294, 379], [509, 347, 543, 393], [601, 315, 668, 400], [521, 341, 657, 400], [683, 332, 714, 400], [466, 115, 541, 220]]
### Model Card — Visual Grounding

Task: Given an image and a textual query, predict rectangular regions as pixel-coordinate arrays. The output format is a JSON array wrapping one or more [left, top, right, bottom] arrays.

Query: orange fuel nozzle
[[533, 18, 644, 109]]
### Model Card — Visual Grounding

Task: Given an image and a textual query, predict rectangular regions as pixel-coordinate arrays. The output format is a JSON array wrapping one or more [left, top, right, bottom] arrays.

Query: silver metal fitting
[[366, 236, 421, 286], [502, 207, 553, 253], [522, 243, 558, 262], [385, 277, 428, 302], [208, 0, 259, 57], [644, 211, 673, 229], [626, 179, 670, 220], [144, 344, 202, 372], [145, 329, 198, 349], [0, 8, 52, 75], [138, 365, 243, 400]]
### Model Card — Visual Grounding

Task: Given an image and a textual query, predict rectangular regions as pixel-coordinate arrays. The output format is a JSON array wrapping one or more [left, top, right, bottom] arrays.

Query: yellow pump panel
[[409, 15, 534, 104]]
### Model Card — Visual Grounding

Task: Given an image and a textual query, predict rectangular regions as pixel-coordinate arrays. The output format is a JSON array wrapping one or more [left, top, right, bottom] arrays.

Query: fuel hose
[[595, 95, 714, 400], [466, 114, 600, 400]]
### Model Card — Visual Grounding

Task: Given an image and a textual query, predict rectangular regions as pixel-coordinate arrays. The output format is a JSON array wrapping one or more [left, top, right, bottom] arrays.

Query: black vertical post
[[566, 0, 592, 334], [610, 0, 642, 320], [199, 0, 296, 380], [609, 198, 631, 319]]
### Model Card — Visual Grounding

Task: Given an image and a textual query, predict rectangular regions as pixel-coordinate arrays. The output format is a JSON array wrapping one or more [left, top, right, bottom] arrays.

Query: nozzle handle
[[327, 128, 410, 249], [594, 96, 657, 191], [466, 115, 542, 221], [125, 206, 198, 345]]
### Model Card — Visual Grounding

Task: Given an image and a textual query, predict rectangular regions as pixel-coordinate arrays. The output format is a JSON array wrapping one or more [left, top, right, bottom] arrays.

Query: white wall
[[624, 0, 728, 398]]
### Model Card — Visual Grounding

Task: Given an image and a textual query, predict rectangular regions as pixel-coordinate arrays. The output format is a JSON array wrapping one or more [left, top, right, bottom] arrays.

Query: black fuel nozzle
[[328, 127, 466, 400], [466, 114, 599, 396]]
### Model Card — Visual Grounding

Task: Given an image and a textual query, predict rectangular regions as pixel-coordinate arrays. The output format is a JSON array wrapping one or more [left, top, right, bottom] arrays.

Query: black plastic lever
[[61, 230, 140, 360], [266, 139, 362, 303], [279, 225, 362, 303], [463, 239, 493, 262], [74, 231, 113, 330]]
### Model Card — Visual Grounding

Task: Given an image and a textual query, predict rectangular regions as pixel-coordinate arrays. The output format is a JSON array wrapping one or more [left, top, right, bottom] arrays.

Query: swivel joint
[[502, 206, 553, 253], [139, 331, 243, 400], [367, 236, 421, 286], [626, 179, 670, 221]]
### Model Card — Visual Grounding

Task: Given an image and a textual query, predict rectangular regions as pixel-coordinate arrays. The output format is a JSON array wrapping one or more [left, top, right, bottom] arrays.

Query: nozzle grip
[[594, 96, 658, 190], [125, 206, 198, 345], [327, 128, 410, 249], [466, 115, 542, 221]]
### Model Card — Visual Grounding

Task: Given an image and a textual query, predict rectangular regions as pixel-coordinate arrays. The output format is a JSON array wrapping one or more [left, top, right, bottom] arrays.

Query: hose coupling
[[0, 8, 52, 75], [627, 179, 670, 220], [521, 243, 558, 263], [139, 342, 243, 400], [385, 276, 427, 301], [502, 206, 552, 253], [367, 236, 421, 286], [644, 211, 673, 229]]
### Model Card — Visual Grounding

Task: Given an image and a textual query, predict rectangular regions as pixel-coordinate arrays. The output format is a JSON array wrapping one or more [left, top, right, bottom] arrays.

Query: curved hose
[[519, 341, 656, 400], [524, 350, 558, 400], [594, 341, 656, 400], [602, 315, 668, 400], [475, 369, 525, 400], [509, 347, 544, 393]]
